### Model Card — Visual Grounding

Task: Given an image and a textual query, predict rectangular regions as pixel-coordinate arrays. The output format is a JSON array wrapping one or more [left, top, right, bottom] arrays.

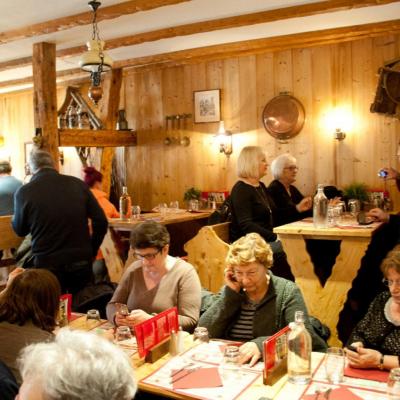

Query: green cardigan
[[199, 272, 327, 353]]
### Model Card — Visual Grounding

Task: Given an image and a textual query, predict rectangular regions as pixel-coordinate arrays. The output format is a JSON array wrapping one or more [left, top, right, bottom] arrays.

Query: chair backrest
[[0, 216, 23, 251], [184, 222, 230, 293]]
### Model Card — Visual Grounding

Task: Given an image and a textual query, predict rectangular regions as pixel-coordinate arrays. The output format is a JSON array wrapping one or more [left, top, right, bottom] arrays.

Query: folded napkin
[[172, 367, 223, 390], [302, 386, 363, 400], [344, 366, 389, 382]]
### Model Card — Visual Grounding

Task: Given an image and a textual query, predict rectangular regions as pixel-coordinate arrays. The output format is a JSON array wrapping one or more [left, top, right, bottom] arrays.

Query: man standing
[[12, 150, 108, 294], [0, 160, 22, 216]]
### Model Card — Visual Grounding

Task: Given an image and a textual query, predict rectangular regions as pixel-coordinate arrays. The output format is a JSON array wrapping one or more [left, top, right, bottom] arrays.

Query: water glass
[[388, 368, 400, 399], [169, 201, 179, 212], [221, 346, 240, 379], [188, 199, 199, 212], [324, 347, 345, 384], [327, 205, 337, 227], [131, 205, 141, 220], [86, 309, 100, 322], [158, 202, 168, 218], [193, 327, 209, 344], [348, 199, 360, 217], [115, 326, 132, 341]]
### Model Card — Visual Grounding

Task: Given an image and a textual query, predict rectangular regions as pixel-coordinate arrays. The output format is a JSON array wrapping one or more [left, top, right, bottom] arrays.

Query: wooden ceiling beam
[[59, 129, 136, 147], [0, 0, 190, 45], [1, 18, 400, 91], [0, 0, 398, 73]]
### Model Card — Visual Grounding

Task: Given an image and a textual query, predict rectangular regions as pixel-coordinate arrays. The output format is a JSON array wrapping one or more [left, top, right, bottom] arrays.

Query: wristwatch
[[378, 354, 385, 370]]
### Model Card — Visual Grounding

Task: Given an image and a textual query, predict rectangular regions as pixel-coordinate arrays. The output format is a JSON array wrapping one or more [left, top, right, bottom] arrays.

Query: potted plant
[[183, 187, 201, 210], [342, 182, 369, 210]]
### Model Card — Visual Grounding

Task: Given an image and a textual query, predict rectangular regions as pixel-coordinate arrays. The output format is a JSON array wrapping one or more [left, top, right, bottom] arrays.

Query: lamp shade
[[79, 40, 113, 72]]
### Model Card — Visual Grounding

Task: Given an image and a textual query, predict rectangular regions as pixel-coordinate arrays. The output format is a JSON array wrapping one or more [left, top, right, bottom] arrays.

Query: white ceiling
[[0, 0, 399, 93]]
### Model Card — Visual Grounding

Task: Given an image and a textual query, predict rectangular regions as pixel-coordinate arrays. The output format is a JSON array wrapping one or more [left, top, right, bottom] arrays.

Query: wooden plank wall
[[123, 33, 400, 210]]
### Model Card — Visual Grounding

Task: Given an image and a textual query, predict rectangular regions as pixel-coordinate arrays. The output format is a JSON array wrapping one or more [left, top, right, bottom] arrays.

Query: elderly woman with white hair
[[16, 329, 137, 400], [268, 153, 312, 225]]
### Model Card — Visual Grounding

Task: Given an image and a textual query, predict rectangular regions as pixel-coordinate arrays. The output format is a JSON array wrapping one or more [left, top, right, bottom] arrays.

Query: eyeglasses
[[134, 249, 161, 261], [382, 278, 400, 287], [284, 166, 298, 171]]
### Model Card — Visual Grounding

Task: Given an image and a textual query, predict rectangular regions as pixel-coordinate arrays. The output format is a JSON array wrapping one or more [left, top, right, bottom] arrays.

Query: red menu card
[[134, 307, 179, 358]]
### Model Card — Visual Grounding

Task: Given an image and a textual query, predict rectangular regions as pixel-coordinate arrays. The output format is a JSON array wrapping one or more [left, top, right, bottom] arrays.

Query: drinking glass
[[131, 205, 141, 220], [115, 303, 129, 316], [169, 201, 179, 212], [193, 327, 209, 344], [324, 347, 345, 384], [115, 326, 132, 341], [388, 368, 400, 400], [188, 199, 199, 212], [158, 202, 168, 218], [221, 346, 240, 380], [86, 309, 100, 328], [327, 205, 337, 227], [348, 199, 360, 217]]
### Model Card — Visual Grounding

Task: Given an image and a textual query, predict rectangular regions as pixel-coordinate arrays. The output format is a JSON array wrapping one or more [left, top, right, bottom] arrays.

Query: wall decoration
[[194, 89, 221, 123]]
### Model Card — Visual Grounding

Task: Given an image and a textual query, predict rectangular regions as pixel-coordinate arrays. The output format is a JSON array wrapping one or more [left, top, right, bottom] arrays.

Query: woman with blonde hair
[[199, 233, 326, 366]]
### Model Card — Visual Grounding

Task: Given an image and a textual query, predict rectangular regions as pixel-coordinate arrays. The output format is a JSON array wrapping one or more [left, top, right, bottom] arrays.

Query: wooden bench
[[184, 222, 230, 293]]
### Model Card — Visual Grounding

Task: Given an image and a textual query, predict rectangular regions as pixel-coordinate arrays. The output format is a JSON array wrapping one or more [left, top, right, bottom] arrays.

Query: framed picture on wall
[[24, 142, 33, 165], [193, 89, 221, 123]]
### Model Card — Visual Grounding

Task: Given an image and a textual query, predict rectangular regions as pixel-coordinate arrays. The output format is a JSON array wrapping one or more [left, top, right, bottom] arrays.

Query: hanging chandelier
[[79, 0, 113, 105]]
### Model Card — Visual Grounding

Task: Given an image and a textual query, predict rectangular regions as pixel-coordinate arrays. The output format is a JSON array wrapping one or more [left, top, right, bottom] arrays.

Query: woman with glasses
[[106, 221, 201, 331], [268, 153, 312, 226], [199, 233, 326, 366], [345, 246, 400, 370]]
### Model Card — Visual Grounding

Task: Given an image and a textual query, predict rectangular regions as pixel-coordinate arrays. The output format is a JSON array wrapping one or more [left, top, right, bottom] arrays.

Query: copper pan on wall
[[262, 94, 305, 142]]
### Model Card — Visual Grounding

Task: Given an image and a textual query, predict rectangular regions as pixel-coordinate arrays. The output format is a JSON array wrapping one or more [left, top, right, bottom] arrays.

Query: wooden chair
[[184, 222, 230, 293], [0, 215, 24, 286]]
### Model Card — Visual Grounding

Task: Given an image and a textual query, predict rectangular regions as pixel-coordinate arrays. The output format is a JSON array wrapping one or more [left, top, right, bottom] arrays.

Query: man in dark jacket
[[12, 150, 108, 294]]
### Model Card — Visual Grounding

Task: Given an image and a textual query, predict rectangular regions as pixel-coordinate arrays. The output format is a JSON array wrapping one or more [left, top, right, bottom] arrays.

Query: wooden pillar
[[32, 42, 59, 166], [98, 68, 123, 196]]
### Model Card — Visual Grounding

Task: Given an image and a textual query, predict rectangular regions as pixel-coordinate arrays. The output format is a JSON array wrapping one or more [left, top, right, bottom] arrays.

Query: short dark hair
[[130, 221, 170, 250], [0, 160, 11, 174], [83, 166, 103, 188], [0, 269, 60, 332]]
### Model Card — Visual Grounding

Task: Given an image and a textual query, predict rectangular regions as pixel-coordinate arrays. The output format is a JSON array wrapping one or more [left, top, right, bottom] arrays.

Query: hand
[[6, 267, 24, 287], [328, 197, 342, 206], [238, 342, 261, 367], [296, 197, 312, 212], [367, 208, 389, 223], [115, 312, 136, 329], [350, 341, 364, 349], [382, 167, 400, 180], [345, 347, 381, 369], [224, 267, 241, 293], [127, 309, 152, 325]]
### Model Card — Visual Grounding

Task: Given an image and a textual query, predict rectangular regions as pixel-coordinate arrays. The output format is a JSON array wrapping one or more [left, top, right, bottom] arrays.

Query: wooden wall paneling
[[291, 48, 314, 196], [311, 45, 335, 187], [32, 42, 59, 164]]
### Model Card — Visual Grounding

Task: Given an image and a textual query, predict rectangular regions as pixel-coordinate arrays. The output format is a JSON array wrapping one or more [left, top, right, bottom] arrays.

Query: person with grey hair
[[0, 160, 22, 216], [16, 328, 137, 400], [268, 153, 312, 225], [12, 149, 108, 296]]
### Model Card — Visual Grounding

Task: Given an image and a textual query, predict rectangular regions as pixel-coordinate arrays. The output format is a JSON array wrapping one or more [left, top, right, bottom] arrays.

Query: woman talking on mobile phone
[[198, 233, 326, 366]]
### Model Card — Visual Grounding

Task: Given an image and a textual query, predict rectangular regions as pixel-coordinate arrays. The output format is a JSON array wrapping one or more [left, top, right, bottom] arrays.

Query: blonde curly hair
[[226, 233, 273, 270], [381, 244, 400, 276]]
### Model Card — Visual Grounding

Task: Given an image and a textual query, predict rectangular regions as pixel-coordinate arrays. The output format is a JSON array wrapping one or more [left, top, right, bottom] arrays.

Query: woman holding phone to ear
[[198, 233, 326, 366]]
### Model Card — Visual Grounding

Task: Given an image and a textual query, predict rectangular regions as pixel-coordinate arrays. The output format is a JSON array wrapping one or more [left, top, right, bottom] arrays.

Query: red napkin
[[345, 366, 389, 382], [172, 367, 223, 390], [302, 386, 363, 400]]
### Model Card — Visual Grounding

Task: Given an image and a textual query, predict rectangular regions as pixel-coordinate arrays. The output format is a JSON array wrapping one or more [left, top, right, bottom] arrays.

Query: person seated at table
[[198, 232, 327, 366], [16, 328, 137, 400], [83, 166, 120, 284], [268, 153, 312, 225], [345, 247, 400, 370], [229, 145, 293, 280], [0, 269, 60, 384], [106, 220, 201, 332]]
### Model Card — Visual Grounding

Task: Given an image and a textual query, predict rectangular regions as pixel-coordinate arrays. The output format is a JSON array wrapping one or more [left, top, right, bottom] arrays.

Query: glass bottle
[[313, 184, 328, 228], [77, 104, 91, 129], [67, 104, 78, 128], [287, 311, 312, 384], [116, 109, 129, 130], [119, 186, 132, 220]]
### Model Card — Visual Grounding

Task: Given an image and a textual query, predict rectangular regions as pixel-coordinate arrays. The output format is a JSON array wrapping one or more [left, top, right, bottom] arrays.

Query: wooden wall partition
[[123, 33, 400, 210]]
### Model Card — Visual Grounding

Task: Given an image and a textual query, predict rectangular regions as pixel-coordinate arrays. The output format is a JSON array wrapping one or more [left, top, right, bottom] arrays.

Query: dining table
[[101, 210, 212, 283], [273, 217, 382, 347]]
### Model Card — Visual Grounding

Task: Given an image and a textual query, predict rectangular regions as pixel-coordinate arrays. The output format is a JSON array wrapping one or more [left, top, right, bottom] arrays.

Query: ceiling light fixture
[[79, 0, 113, 105]]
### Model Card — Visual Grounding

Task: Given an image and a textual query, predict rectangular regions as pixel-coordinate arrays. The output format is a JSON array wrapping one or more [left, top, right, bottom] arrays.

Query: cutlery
[[170, 367, 200, 384], [170, 362, 195, 378]]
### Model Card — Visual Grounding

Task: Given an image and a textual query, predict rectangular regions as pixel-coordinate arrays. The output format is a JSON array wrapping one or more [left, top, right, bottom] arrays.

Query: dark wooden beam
[[32, 42, 59, 166], [58, 129, 136, 147]]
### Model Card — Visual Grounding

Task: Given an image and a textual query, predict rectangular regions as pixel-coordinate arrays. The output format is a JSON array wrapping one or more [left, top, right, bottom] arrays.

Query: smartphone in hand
[[346, 345, 358, 352]]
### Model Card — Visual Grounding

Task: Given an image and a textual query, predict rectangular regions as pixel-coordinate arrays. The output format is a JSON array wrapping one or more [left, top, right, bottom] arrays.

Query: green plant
[[183, 187, 201, 202], [342, 182, 369, 202]]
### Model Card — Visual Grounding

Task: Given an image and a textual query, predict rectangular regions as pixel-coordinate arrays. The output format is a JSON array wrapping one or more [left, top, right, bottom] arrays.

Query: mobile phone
[[346, 345, 358, 352], [378, 169, 388, 178], [230, 272, 238, 282]]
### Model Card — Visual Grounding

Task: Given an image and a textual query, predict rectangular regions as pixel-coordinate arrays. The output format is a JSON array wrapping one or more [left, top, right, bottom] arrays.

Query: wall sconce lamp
[[79, 1, 113, 105], [216, 121, 233, 156], [334, 128, 346, 141]]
